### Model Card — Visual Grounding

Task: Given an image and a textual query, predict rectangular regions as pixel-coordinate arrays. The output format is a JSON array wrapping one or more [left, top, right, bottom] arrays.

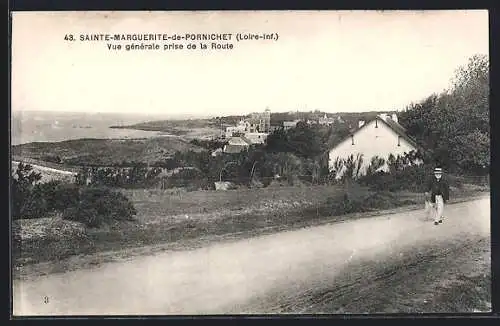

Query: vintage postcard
[[11, 10, 490, 316]]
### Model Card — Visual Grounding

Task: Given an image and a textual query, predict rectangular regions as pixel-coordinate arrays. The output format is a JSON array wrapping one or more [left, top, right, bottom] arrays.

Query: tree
[[448, 129, 489, 174], [265, 122, 324, 159], [11, 163, 44, 219], [399, 54, 489, 173]]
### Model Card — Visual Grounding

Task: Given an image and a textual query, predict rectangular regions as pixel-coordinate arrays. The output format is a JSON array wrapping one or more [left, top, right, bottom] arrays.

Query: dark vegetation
[[398, 54, 489, 175], [11, 162, 137, 227]]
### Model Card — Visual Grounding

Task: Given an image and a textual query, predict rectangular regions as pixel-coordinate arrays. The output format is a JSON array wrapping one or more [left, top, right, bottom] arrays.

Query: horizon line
[[11, 107, 405, 117]]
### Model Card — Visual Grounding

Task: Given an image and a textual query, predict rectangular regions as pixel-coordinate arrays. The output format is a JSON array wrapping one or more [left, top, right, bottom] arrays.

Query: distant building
[[247, 108, 271, 133], [283, 120, 301, 130], [243, 132, 268, 145], [223, 136, 252, 153], [269, 125, 281, 133], [318, 114, 336, 125], [211, 148, 223, 157], [225, 120, 248, 138]]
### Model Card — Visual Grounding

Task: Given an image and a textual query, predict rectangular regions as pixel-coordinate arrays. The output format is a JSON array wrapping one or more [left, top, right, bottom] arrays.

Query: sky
[[11, 10, 489, 116]]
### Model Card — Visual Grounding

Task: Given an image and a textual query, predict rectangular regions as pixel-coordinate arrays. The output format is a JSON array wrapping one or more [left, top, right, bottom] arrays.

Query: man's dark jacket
[[426, 176, 450, 203]]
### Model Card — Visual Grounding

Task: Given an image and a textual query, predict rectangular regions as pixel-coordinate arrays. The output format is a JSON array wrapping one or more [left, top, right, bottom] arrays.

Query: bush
[[62, 207, 100, 228], [40, 154, 62, 164], [317, 192, 365, 216], [358, 165, 431, 192], [11, 163, 43, 219], [164, 168, 209, 190], [32, 181, 81, 212], [62, 187, 137, 227], [12, 164, 138, 227], [312, 190, 414, 218], [18, 186, 48, 219], [362, 191, 399, 210]]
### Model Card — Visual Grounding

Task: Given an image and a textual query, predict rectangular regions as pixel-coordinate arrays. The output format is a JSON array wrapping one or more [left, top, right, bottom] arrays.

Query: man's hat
[[434, 167, 443, 173]]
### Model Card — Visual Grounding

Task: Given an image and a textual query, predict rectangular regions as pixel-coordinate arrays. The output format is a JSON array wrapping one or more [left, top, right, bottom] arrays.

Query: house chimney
[[358, 120, 365, 128], [391, 113, 398, 123]]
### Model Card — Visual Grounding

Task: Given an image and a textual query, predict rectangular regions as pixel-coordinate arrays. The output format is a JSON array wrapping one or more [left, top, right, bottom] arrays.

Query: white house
[[328, 114, 422, 178], [225, 120, 248, 138], [244, 132, 268, 145], [223, 136, 253, 153], [283, 120, 301, 130], [318, 114, 336, 125]]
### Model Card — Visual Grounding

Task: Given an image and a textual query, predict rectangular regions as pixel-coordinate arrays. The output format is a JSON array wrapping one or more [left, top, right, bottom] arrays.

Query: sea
[[10, 110, 199, 146]]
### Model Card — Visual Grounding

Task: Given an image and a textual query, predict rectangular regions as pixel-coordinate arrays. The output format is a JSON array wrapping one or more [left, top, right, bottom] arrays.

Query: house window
[[398, 136, 401, 146], [351, 135, 354, 145]]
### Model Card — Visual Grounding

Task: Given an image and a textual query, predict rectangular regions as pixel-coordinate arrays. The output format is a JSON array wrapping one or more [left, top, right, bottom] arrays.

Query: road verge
[[12, 188, 489, 281]]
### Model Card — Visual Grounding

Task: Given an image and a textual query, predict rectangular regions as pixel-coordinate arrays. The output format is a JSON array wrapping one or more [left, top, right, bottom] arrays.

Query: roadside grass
[[387, 237, 492, 314], [250, 237, 491, 314], [427, 273, 492, 312], [12, 183, 489, 275], [412, 237, 492, 313]]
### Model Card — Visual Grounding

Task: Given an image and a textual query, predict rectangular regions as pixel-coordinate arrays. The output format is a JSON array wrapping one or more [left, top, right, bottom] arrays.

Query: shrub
[[33, 181, 81, 212], [54, 183, 81, 209], [33, 180, 61, 211], [165, 168, 208, 189], [40, 155, 62, 164], [11, 163, 138, 227], [11, 163, 44, 219], [318, 192, 365, 216], [62, 207, 100, 228], [312, 190, 414, 218], [18, 186, 48, 219], [63, 187, 137, 227], [358, 165, 431, 192], [362, 191, 399, 210]]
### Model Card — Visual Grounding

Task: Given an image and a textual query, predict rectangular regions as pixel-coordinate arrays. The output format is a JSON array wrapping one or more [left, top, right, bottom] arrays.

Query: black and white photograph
[[10, 10, 490, 316]]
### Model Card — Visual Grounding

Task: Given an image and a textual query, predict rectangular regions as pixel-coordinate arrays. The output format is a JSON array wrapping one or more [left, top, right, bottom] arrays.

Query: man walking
[[424, 167, 450, 225]]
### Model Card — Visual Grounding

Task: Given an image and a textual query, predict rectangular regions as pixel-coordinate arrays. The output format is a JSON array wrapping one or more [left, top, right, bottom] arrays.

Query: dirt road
[[12, 197, 490, 316]]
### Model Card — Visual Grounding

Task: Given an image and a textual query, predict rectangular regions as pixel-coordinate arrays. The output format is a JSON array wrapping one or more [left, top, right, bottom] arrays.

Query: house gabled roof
[[228, 136, 252, 146], [379, 117, 419, 149], [331, 116, 422, 152], [239, 135, 255, 146]]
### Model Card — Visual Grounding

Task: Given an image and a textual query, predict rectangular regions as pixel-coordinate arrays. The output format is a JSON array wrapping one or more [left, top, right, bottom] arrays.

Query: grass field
[[12, 182, 489, 279]]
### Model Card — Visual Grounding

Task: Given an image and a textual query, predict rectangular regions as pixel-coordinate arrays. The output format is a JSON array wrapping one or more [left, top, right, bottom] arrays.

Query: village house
[[224, 109, 271, 137], [211, 148, 223, 157], [243, 132, 268, 145], [328, 113, 423, 178], [269, 124, 282, 133], [283, 119, 301, 130], [223, 136, 253, 154], [225, 120, 249, 138], [246, 108, 271, 133], [318, 113, 336, 125]]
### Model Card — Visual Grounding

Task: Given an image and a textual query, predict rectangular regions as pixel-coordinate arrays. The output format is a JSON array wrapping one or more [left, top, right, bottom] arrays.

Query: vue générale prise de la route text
[[64, 33, 280, 51]]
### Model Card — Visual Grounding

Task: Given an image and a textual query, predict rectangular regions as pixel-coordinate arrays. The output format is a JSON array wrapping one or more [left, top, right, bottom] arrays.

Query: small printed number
[[64, 34, 74, 41], [43, 296, 49, 304]]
